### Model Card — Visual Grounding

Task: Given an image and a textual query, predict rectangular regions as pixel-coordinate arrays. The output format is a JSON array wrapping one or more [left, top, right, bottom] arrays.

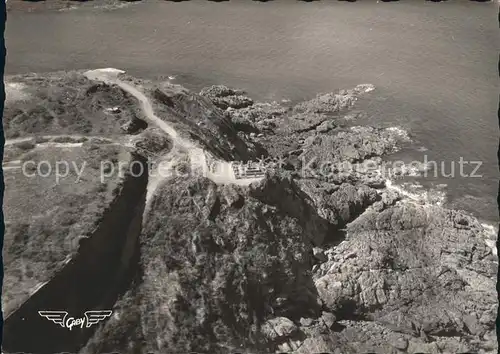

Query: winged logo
[[84, 310, 113, 328], [38, 311, 68, 327], [38, 310, 112, 330]]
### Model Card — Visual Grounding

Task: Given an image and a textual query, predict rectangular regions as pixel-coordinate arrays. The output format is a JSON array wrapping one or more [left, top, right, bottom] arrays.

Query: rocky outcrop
[[82, 174, 325, 353], [84, 175, 497, 353], [292, 84, 374, 115], [200, 85, 254, 110], [3, 72, 497, 354], [312, 202, 497, 353], [143, 80, 266, 162], [81, 80, 496, 354]]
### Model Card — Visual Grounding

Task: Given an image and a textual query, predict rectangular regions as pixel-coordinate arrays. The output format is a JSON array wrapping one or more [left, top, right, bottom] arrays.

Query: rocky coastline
[[1, 70, 497, 353]]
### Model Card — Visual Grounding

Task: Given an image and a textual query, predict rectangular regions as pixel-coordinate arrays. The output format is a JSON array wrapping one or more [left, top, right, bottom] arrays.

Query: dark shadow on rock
[[248, 174, 333, 246], [323, 228, 347, 249], [232, 120, 260, 134], [84, 174, 330, 353], [2, 158, 148, 354]]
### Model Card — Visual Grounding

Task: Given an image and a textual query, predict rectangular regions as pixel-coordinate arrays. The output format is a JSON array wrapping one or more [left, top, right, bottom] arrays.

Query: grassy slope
[[2, 71, 145, 315]]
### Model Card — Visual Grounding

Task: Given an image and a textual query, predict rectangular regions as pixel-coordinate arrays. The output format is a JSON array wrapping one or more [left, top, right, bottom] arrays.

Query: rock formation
[[2, 71, 497, 354]]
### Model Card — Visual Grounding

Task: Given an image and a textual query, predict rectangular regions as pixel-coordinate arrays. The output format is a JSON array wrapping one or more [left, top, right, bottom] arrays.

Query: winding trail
[[83, 68, 264, 204]]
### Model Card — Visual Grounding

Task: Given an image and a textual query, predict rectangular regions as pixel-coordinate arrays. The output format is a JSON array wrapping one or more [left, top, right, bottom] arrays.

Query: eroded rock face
[[320, 203, 497, 330], [227, 101, 287, 134], [292, 84, 374, 115], [84, 181, 497, 353], [84, 174, 331, 353], [83, 80, 496, 354], [309, 203, 496, 353], [145, 81, 265, 162], [131, 127, 173, 159], [4, 71, 497, 354], [298, 181, 379, 229], [200, 85, 254, 110]]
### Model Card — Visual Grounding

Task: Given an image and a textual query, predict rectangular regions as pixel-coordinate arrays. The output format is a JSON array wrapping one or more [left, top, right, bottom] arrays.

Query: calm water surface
[[5, 0, 499, 222]]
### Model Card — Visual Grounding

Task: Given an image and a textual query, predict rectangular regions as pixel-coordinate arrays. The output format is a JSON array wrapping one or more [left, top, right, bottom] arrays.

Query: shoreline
[[4, 70, 498, 227], [2, 68, 497, 353]]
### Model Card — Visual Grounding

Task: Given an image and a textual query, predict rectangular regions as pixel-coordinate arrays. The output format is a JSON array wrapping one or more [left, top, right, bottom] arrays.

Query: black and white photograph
[[0, 0, 498, 353]]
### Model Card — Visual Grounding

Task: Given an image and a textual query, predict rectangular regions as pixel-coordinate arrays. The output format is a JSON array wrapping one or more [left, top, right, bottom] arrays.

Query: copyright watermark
[[8, 154, 484, 184]]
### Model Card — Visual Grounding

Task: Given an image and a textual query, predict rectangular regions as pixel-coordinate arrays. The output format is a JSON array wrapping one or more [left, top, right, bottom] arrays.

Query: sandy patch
[[5, 82, 31, 103]]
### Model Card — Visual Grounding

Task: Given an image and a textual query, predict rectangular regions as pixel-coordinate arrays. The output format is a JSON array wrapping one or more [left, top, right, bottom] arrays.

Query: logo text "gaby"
[[38, 310, 112, 330]]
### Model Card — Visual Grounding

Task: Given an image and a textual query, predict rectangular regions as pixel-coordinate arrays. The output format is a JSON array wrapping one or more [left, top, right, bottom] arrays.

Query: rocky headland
[[1, 69, 497, 354]]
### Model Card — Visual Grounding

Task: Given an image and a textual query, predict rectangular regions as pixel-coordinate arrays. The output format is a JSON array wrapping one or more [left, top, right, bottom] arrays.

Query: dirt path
[[83, 68, 264, 205]]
